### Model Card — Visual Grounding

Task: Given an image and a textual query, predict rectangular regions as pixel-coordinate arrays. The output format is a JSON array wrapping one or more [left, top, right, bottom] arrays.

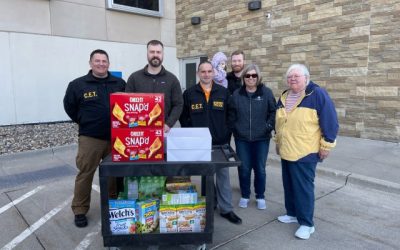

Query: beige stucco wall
[[176, 0, 400, 142], [0, 0, 176, 46], [0, 0, 178, 125]]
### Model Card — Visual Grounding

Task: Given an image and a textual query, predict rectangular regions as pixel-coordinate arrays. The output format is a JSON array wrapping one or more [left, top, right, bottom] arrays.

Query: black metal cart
[[99, 145, 240, 249]]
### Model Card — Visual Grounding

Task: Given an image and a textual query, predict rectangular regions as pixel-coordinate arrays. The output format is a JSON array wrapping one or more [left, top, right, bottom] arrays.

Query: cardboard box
[[110, 93, 164, 128], [112, 128, 164, 162], [167, 128, 212, 162]]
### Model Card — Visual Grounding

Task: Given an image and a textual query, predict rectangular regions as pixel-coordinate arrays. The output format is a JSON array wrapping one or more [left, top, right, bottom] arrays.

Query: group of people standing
[[63, 40, 339, 241]]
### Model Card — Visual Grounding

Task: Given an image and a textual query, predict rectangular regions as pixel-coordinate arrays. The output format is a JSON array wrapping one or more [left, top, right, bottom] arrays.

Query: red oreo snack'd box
[[112, 128, 164, 162], [110, 93, 164, 128]]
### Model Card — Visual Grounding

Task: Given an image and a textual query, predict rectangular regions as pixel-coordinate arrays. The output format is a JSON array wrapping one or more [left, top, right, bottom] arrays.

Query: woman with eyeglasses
[[228, 64, 276, 210], [275, 64, 339, 240]]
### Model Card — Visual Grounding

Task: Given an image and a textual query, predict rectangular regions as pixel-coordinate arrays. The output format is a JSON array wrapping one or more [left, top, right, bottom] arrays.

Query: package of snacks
[[110, 93, 164, 128], [135, 199, 159, 233], [111, 128, 164, 162], [109, 200, 136, 234], [193, 200, 206, 232], [165, 182, 197, 193], [159, 204, 178, 233], [177, 205, 196, 232], [162, 191, 198, 205]]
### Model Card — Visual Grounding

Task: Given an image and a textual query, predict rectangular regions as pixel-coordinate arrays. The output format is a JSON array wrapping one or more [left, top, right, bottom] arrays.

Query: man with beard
[[125, 40, 183, 133], [226, 50, 245, 95]]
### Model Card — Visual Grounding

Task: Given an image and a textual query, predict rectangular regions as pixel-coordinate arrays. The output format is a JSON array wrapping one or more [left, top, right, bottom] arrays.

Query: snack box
[[193, 201, 206, 232], [162, 191, 198, 205], [167, 128, 211, 162], [135, 199, 159, 234], [110, 93, 164, 128], [159, 204, 178, 233], [177, 205, 196, 232], [112, 128, 164, 162], [109, 200, 136, 235], [165, 182, 197, 193]]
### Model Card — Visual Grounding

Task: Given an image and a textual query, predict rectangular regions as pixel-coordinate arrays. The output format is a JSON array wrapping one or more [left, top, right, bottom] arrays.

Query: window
[[106, 0, 163, 17]]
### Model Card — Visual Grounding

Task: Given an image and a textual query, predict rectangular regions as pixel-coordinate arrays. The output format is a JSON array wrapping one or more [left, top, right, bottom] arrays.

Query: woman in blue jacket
[[228, 64, 276, 210]]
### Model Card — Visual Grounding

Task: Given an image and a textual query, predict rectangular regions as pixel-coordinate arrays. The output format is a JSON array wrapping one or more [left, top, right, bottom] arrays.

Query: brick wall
[[176, 0, 400, 142]]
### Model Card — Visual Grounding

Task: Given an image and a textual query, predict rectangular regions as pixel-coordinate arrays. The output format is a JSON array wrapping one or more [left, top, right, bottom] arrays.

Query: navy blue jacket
[[228, 84, 276, 141]]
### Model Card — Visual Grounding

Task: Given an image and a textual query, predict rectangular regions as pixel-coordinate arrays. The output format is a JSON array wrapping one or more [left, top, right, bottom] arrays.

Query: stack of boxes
[[108, 93, 165, 235], [107, 93, 210, 235], [110, 93, 165, 162]]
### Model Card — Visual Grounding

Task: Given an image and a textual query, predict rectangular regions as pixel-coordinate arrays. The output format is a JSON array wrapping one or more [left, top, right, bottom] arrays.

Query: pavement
[[0, 136, 399, 250], [268, 136, 400, 195]]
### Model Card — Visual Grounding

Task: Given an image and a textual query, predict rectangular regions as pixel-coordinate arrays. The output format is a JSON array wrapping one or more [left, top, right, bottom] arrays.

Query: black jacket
[[63, 71, 126, 140], [125, 65, 183, 128], [226, 71, 242, 95], [228, 84, 276, 141], [180, 83, 231, 145]]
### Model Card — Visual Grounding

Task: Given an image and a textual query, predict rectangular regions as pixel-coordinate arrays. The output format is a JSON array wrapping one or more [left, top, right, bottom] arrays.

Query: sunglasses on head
[[245, 74, 258, 78]]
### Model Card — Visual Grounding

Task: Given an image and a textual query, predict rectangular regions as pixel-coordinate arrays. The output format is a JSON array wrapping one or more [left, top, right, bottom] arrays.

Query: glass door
[[179, 56, 208, 91]]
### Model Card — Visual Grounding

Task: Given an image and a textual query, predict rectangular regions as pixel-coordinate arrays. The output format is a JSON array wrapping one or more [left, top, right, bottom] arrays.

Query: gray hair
[[241, 63, 263, 86], [285, 63, 310, 85]]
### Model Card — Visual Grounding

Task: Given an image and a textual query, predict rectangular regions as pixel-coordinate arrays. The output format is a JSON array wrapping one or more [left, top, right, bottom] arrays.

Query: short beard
[[149, 57, 162, 67], [233, 65, 244, 73]]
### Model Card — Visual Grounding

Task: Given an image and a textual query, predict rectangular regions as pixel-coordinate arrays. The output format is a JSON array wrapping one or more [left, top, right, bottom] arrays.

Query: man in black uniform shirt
[[64, 49, 126, 227], [180, 61, 242, 224]]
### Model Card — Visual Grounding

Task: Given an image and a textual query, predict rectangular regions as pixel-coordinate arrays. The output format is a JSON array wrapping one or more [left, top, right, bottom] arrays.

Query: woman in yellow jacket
[[275, 64, 339, 240]]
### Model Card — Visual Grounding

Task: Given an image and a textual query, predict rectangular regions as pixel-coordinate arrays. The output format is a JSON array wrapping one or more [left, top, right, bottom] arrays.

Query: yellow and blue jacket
[[275, 81, 339, 162]]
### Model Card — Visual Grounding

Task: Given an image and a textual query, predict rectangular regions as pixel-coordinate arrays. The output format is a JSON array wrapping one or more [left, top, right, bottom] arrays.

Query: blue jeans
[[281, 159, 317, 227], [235, 139, 270, 199]]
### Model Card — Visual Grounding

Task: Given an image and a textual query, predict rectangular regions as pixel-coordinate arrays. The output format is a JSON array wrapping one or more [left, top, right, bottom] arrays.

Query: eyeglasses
[[287, 75, 304, 79], [245, 74, 258, 79]]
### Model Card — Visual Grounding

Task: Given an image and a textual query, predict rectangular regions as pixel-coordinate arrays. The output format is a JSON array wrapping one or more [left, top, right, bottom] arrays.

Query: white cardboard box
[[167, 128, 212, 162]]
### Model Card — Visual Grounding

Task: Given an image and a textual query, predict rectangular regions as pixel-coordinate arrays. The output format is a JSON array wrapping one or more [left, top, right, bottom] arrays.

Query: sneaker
[[295, 225, 315, 240], [277, 215, 298, 223], [238, 198, 249, 208], [256, 199, 267, 210], [74, 214, 88, 228]]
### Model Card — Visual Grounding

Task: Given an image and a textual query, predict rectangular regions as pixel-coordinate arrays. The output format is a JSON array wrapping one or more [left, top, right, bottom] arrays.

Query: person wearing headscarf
[[211, 52, 228, 88]]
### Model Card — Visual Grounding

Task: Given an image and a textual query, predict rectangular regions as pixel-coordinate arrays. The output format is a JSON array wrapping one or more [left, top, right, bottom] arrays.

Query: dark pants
[[71, 135, 115, 215], [281, 159, 317, 227], [235, 139, 270, 199]]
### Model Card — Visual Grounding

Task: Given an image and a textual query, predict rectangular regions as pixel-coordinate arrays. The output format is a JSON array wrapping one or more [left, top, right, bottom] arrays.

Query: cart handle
[[220, 144, 240, 162]]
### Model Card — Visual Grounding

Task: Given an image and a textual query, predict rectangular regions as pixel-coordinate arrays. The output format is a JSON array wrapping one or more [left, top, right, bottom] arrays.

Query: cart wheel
[[196, 243, 206, 250]]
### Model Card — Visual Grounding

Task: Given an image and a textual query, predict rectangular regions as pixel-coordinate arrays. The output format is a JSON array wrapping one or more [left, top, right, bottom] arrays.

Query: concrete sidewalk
[[0, 135, 398, 194], [267, 136, 400, 194], [0, 135, 399, 250]]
